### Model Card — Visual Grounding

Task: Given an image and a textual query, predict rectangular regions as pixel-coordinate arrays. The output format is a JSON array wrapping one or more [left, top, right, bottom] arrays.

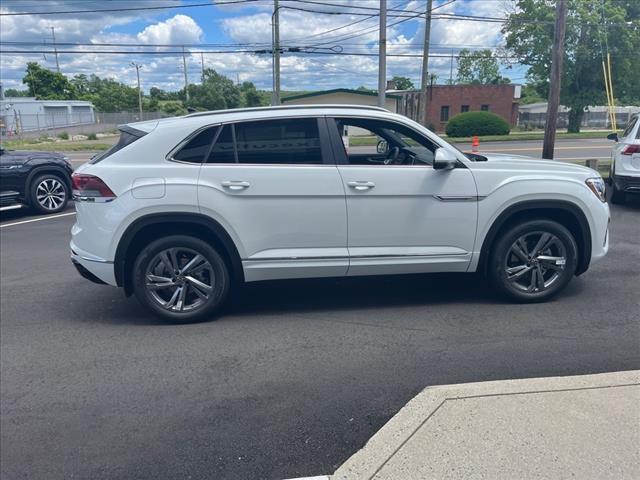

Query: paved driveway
[[1, 197, 639, 480]]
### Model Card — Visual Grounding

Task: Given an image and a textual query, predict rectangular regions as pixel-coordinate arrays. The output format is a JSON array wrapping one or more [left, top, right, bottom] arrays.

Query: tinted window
[[461, 105, 469, 113], [621, 115, 637, 139], [234, 118, 322, 165], [90, 127, 146, 164], [173, 127, 216, 163], [481, 104, 490, 111], [333, 118, 437, 166], [207, 125, 236, 163]]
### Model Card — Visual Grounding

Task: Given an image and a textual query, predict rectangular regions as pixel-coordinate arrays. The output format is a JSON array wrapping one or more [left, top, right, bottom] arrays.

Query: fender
[[478, 199, 592, 276], [25, 164, 73, 198], [113, 212, 244, 290]]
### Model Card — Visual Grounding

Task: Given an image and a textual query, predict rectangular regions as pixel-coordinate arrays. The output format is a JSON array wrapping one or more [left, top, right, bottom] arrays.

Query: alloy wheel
[[145, 247, 214, 312], [504, 231, 567, 293], [36, 178, 66, 211]]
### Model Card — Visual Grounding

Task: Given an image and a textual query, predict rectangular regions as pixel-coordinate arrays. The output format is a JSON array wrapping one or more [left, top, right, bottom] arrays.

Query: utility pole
[[378, 0, 387, 108], [449, 49, 454, 84], [419, 0, 433, 125], [131, 62, 143, 117], [542, 0, 568, 160], [272, 0, 281, 105], [182, 46, 190, 102], [50, 27, 60, 73], [200, 52, 205, 84]]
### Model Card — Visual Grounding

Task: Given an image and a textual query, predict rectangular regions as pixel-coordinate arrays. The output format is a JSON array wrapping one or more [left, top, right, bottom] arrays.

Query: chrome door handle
[[221, 180, 250, 191], [347, 181, 375, 191]]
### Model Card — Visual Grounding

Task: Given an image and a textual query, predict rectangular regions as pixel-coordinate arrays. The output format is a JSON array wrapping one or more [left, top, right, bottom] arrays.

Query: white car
[[70, 105, 610, 322], [608, 113, 640, 204]]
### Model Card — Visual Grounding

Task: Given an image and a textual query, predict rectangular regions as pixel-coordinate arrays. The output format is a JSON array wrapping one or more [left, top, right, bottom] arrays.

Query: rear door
[[196, 117, 348, 281]]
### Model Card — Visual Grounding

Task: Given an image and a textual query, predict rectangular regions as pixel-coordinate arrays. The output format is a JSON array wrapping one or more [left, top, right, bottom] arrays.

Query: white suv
[[607, 113, 640, 204], [70, 105, 610, 321]]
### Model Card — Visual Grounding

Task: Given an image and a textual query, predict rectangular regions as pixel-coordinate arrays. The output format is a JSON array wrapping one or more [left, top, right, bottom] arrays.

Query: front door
[[327, 116, 478, 276], [196, 117, 348, 281]]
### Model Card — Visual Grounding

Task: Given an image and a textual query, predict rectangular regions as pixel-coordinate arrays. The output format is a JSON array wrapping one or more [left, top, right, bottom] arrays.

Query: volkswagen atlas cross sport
[[70, 105, 610, 322]]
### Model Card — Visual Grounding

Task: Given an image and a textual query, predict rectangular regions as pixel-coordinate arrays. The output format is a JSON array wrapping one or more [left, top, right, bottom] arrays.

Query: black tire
[[29, 173, 69, 214], [133, 235, 230, 322], [489, 219, 578, 303], [609, 179, 625, 205]]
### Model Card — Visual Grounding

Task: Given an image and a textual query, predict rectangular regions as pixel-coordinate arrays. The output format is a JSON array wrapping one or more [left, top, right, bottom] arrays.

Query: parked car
[[70, 105, 610, 322], [0, 146, 73, 214], [607, 113, 640, 204]]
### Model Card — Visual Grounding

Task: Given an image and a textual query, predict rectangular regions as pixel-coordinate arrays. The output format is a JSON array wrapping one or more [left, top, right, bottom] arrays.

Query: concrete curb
[[332, 370, 640, 480]]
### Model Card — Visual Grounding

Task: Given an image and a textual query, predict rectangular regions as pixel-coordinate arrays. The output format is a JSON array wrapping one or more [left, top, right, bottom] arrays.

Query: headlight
[[585, 177, 606, 202]]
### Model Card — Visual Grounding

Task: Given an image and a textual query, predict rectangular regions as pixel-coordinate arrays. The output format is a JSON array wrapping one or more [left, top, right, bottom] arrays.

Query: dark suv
[[0, 146, 73, 214]]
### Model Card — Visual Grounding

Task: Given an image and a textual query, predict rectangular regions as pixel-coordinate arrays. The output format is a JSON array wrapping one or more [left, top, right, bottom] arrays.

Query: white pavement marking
[[0, 211, 76, 228]]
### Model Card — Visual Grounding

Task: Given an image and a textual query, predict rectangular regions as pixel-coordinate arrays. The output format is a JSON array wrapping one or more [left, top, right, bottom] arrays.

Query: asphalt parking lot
[[1, 193, 639, 479]]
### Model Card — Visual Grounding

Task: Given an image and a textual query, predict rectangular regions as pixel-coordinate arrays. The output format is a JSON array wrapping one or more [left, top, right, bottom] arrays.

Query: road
[[1, 189, 638, 479], [63, 138, 614, 167]]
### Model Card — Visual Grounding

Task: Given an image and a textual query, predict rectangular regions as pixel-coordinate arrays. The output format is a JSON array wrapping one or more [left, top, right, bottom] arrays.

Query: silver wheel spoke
[[159, 251, 174, 273], [506, 264, 532, 280], [163, 287, 181, 310], [146, 274, 175, 290], [176, 285, 188, 311], [185, 275, 212, 293], [180, 254, 205, 275], [532, 232, 552, 255], [511, 238, 529, 262]]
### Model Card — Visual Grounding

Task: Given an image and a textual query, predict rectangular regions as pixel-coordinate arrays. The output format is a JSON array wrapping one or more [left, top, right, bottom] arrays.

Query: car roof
[[125, 104, 406, 133]]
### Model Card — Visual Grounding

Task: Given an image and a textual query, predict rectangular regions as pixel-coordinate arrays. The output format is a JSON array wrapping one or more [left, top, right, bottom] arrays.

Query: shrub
[[445, 111, 510, 137], [86, 133, 98, 140], [57, 132, 69, 140]]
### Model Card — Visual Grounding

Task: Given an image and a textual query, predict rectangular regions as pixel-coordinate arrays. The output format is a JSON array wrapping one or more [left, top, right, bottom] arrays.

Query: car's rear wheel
[[133, 235, 229, 322], [489, 219, 578, 302], [30, 174, 69, 214]]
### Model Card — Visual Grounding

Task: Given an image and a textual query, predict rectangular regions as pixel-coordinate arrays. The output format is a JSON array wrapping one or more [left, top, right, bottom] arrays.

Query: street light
[[130, 62, 143, 118]]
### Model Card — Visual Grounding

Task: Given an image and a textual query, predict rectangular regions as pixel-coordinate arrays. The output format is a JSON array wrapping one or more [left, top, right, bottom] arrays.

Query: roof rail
[[185, 104, 389, 118]]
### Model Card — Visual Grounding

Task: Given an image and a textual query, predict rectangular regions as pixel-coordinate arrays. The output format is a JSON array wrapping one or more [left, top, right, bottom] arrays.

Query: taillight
[[621, 144, 640, 155], [72, 174, 116, 202]]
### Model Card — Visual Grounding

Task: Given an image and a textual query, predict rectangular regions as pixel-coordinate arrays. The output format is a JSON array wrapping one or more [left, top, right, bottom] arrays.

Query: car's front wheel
[[489, 219, 578, 302], [133, 235, 230, 322], [30, 173, 69, 214]]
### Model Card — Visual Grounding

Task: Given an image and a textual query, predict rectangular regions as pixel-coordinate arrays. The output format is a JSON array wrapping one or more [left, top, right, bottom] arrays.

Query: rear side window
[[173, 127, 216, 163], [90, 126, 146, 164], [234, 118, 322, 165], [207, 125, 236, 163]]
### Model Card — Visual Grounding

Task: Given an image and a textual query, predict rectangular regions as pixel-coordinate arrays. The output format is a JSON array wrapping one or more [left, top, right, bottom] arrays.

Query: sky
[[0, 0, 526, 94]]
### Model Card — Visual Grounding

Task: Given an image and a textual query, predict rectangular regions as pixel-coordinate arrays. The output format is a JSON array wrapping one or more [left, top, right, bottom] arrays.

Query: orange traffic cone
[[471, 135, 479, 153]]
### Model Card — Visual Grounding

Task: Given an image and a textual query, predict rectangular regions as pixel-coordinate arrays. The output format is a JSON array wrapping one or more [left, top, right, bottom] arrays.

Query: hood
[[0, 149, 66, 165], [471, 152, 598, 176]]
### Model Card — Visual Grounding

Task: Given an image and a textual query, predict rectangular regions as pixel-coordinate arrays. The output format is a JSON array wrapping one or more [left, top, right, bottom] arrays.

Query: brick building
[[393, 84, 521, 132]]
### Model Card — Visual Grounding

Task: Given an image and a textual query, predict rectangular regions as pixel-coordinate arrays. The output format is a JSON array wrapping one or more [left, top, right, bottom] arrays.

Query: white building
[[0, 96, 95, 134], [518, 102, 640, 129]]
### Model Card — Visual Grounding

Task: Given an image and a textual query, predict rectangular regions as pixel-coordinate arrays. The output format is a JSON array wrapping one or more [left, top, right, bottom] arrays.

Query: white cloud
[[137, 14, 203, 45]]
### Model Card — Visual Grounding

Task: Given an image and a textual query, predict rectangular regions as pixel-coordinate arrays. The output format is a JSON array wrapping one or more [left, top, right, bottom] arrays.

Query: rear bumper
[[612, 174, 640, 194], [70, 241, 117, 286]]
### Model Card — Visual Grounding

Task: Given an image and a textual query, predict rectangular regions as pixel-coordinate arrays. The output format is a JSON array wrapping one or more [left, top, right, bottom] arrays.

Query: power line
[[0, 0, 260, 16]]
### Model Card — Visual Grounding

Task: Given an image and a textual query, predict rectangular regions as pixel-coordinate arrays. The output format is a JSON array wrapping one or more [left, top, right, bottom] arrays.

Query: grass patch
[[3, 140, 112, 152]]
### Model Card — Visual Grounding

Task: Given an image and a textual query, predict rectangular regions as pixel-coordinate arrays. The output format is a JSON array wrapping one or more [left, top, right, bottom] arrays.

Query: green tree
[[22, 62, 76, 99], [456, 49, 510, 85], [240, 81, 265, 107], [391, 75, 415, 90], [504, 0, 640, 132], [3, 88, 30, 97]]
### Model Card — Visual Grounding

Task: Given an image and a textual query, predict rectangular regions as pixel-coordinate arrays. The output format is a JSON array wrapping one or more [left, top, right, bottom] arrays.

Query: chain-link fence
[[1, 111, 171, 140]]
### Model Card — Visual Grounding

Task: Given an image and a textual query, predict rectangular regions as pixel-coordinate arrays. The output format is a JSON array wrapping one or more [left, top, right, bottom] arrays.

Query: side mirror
[[433, 148, 457, 170], [376, 139, 389, 154], [607, 132, 618, 142]]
